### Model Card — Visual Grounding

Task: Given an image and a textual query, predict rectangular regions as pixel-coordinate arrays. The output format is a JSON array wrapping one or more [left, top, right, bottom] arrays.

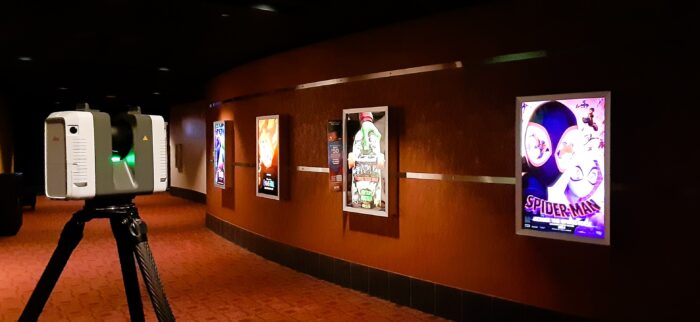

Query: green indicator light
[[485, 50, 547, 64], [111, 151, 121, 163], [111, 149, 135, 166], [125, 149, 136, 167]]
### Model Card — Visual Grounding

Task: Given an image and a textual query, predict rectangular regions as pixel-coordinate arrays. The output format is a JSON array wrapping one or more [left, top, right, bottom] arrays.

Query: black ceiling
[[1, 0, 481, 115]]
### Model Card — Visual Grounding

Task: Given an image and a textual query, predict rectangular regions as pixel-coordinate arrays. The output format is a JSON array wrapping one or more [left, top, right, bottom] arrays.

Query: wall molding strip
[[295, 61, 463, 90], [296, 166, 329, 173], [214, 60, 463, 106], [401, 172, 516, 185], [234, 164, 515, 185]]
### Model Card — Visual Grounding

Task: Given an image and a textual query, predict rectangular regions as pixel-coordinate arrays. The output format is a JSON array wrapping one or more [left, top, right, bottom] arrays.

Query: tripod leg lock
[[128, 218, 149, 243]]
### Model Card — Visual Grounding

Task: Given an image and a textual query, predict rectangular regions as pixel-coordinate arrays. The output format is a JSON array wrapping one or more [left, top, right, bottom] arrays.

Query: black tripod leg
[[110, 217, 145, 322], [134, 241, 176, 322], [19, 212, 87, 322], [125, 211, 175, 322]]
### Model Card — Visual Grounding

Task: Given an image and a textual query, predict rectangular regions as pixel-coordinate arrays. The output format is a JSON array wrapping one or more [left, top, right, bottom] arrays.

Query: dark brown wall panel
[[200, 2, 697, 321]]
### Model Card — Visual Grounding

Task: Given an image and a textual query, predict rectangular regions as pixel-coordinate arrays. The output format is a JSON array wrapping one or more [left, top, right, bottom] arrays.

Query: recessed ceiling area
[[0, 0, 483, 115]]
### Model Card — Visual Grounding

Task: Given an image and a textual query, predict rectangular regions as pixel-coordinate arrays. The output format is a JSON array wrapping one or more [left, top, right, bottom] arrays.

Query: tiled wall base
[[169, 187, 206, 204]]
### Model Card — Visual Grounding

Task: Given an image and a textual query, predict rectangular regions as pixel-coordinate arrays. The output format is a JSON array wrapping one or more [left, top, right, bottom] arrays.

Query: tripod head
[[83, 196, 136, 211]]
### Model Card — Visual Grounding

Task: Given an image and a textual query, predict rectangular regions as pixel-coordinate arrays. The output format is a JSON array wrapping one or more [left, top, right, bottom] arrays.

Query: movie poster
[[327, 121, 342, 192], [213, 121, 225, 188], [516, 92, 610, 245], [256, 115, 280, 199], [342, 107, 389, 217]]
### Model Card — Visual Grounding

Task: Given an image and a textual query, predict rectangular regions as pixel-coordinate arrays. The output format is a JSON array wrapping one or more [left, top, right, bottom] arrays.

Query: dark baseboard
[[205, 213, 599, 322], [169, 186, 206, 204]]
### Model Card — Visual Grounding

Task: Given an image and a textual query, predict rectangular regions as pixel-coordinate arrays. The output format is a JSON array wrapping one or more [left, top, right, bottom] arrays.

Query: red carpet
[[1, 194, 442, 321]]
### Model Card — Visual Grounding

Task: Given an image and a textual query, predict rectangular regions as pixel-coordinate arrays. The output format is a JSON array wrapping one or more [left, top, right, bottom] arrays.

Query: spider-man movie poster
[[517, 92, 610, 245]]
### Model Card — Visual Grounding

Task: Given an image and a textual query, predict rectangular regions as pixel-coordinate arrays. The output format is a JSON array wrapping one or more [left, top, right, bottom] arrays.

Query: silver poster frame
[[256, 115, 280, 200], [213, 121, 226, 189], [342, 106, 389, 217], [515, 91, 611, 245]]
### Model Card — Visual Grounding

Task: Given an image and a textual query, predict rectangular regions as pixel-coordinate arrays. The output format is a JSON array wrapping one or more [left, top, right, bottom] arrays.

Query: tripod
[[19, 197, 175, 322]]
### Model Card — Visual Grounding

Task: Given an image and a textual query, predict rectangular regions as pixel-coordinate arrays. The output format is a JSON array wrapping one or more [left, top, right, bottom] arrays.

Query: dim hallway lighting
[[158, 67, 170, 72], [485, 50, 547, 64], [252, 4, 276, 12], [18, 56, 32, 61]]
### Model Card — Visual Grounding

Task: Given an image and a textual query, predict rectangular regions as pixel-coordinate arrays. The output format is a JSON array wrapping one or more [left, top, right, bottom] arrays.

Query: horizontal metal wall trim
[[295, 61, 463, 90], [213, 60, 463, 105], [296, 166, 329, 173], [235, 163, 514, 185], [401, 172, 515, 185]]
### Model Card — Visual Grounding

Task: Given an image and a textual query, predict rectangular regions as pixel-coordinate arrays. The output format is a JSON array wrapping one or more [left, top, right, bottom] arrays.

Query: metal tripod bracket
[[129, 218, 148, 243]]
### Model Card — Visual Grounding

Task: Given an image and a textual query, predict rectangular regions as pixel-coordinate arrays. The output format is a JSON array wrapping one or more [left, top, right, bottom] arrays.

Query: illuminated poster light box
[[515, 92, 611, 245], [342, 106, 390, 217], [256, 115, 280, 200], [213, 121, 226, 188], [213, 120, 234, 189]]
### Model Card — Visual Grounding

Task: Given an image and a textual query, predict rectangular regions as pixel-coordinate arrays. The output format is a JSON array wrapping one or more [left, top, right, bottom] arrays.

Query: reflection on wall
[[169, 101, 207, 193]]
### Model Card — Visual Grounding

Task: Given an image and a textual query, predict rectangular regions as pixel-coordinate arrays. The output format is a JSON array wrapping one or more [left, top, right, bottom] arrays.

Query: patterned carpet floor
[[0, 194, 442, 321]]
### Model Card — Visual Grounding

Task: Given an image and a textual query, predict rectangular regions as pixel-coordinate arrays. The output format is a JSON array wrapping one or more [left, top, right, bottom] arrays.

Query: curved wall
[[204, 2, 696, 321]]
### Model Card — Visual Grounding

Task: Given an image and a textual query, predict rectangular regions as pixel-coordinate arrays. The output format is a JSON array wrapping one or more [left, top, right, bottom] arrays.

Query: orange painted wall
[[202, 2, 697, 320]]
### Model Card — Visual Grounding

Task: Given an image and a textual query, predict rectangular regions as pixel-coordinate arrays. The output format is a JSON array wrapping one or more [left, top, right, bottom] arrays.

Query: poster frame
[[213, 121, 226, 189], [342, 106, 390, 217], [256, 115, 281, 200], [515, 91, 611, 245]]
